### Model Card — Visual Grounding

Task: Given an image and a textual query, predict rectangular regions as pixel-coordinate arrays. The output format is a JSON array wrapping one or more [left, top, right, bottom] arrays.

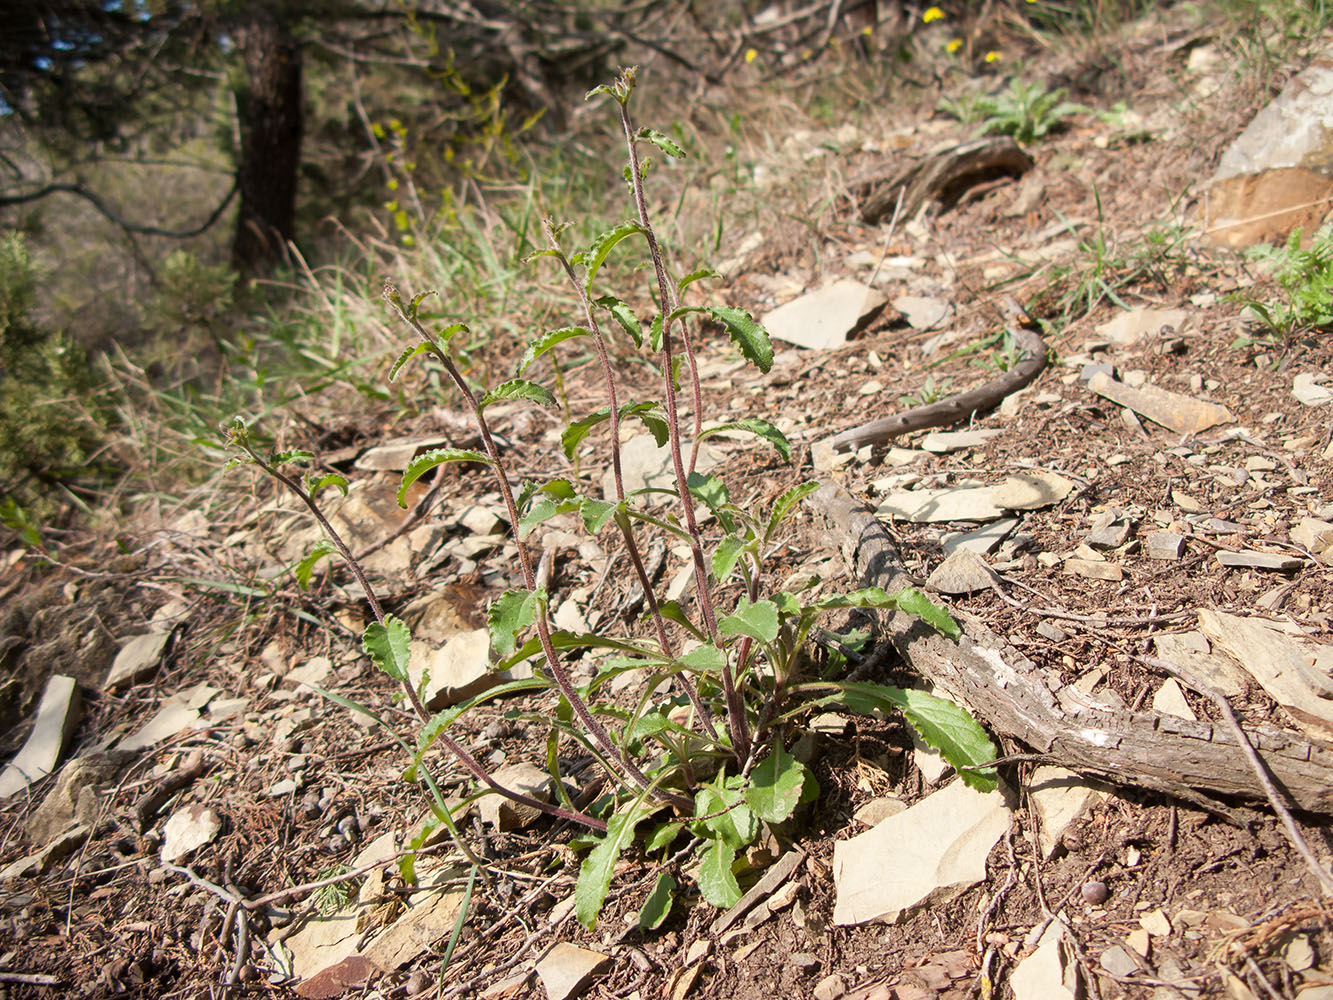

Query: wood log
[[813, 481, 1333, 814]]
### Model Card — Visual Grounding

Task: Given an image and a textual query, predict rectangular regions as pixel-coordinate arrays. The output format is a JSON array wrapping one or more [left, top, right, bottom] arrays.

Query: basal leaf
[[398, 448, 490, 507], [718, 597, 779, 643], [698, 417, 791, 462], [676, 643, 727, 672], [517, 326, 590, 375], [638, 872, 676, 931], [575, 806, 647, 929], [746, 741, 808, 824], [694, 777, 756, 849], [295, 540, 335, 591], [480, 378, 556, 410], [487, 588, 546, 660], [697, 840, 741, 908], [363, 615, 412, 683], [582, 221, 647, 290], [645, 821, 684, 853]]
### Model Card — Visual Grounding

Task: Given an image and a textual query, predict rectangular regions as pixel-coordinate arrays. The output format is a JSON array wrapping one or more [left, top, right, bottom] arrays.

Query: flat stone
[[1087, 371, 1234, 435], [1152, 678, 1197, 721], [160, 804, 223, 863], [1293, 372, 1333, 406], [1028, 767, 1106, 858], [1085, 519, 1131, 549], [1063, 559, 1123, 581], [1205, 49, 1333, 247], [832, 779, 1012, 925], [762, 280, 886, 350], [920, 429, 1002, 453], [1153, 632, 1249, 697], [105, 632, 170, 691], [0, 676, 82, 799], [353, 435, 450, 471], [477, 762, 552, 830], [877, 486, 1003, 524], [994, 471, 1075, 510], [603, 433, 718, 499], [942, 518, 1018, 557], [1095, 307, 1188, 347], [1036, 621, 1068, 643], [1100, 944, 1141, 978], [854, 797, 908, 827], [1010, 916, 1077, 1000], [1293, 518, 1333, 554], [294, 955, 381, 999], [25, 753, 123, 843], [927, 549, 997, 594], [409, 628, 496, 710], [1216, 550, 1303, 572], [286, 656, 332, 689], [1145, 531, 1186, 560], [0, 824, 90, 880], [363, 872, 467, 970], [892, 295, 952, 331], [535, 942, 610, 1000]]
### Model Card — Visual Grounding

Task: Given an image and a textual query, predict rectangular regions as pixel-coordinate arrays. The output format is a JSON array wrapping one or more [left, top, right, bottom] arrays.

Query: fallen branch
[[813, 481, 1333, 814]]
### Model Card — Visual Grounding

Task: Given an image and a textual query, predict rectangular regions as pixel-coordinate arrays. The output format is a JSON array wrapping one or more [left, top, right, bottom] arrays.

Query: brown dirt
[[3, 7, 1333, 1000]]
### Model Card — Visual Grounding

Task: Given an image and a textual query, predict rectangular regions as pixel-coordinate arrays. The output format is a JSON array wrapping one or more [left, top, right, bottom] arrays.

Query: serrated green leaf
[[707, 305, 773, 373], [718, 597, 780, 643], [711, 534, 748, 583], [305, 472, 348, 499], [488, 588, 546, 660], [648, 312, 664, 352], [765, 481, 820, 543], [295, 540, 335, 591], [892, 587, 962, 641], [518, 496, 579, 539], [697, 840, 741, 908], [389, 341, 435, 381], [687, 471, 730, 510], [272, 449, 314, 467], [575, 807, 646, 929], [582, 221, 647, 290], [480, 378, 556, 410], [638, 872, 676, 930], [562, 407, 611, 461], [517, 327, 590, 375], [645, 821, 684, 853], [581, 497, 622, 535], [655, 600, 706, 641], [698, 417, 792, 462], [407, 289, 437, 321], [398, 448, 490, 507], [746, 742, 807, 823], [621, 401, 669, 447], [677, 267, 721, 296], [676, 644, 727, 672], [594, 294, 644, 347], [363, 615, 412, 683], [636, 127, 685, 158]]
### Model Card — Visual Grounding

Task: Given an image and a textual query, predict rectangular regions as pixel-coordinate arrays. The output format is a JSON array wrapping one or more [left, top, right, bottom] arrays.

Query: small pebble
[[404, 971, 428, 995], [1082, 880, 1110, 904]]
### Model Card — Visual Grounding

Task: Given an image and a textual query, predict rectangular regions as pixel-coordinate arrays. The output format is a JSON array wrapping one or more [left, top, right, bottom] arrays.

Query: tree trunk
[[231, 6, 302, 271]]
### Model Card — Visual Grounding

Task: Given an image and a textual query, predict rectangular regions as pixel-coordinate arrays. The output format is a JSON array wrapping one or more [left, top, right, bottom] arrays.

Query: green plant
[[228, 68, 997, 930], [1234, 225, 1333, 348], [943, 78, 1086, 145], [899, 374, 953, 407]]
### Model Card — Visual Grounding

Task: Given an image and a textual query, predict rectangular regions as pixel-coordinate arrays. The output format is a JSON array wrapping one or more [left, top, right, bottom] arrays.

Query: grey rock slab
[[160, 804, 222, 862], [892, 295, 952, 331], [117, 700, 202, 753], [1095, 307, 1188, 347], [105, 632, 170, 691], [1010, 915, 1078, 1000], [409, 628, 496, 710], [942, 518, 1018, 557], [604, 433, 718, 499], [535, 942, 610, 1000], [832, 778, 1012, 925], [712, 849, 806, 934], [1028, 767, 1106, 858], [1215, 550, 1303, 572], [1087, 371, 1235, 435], [25, 752, 123, 843], [1063, 558, 1124, 582], [0, 676, 81, 799], [0, 824, 90, 881], [1205, 47, 1333, 247], [1153, 632, 1249, 697], [363, 870, 467, 970], [1293, 372, 1333, 406], [762, 280, 887, 350], [878, 486, 1004, 523], [927, 549, 997, 594], [854, 797, 908, 828], [1145, 531, 1186, 560], [477, 762, 553, 830], [994, 471, 1075, 510], [1200, 609, 1333, 739], [1100, 944, 1141, 978], [1152, 678, 1197, 721], [285, 656, 332, 689], [353, 435, 450, 472], [920, 429, 1002, 453]]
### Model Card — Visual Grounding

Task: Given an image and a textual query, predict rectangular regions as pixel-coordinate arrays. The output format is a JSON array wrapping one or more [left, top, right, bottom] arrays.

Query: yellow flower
[[923, 7, 944, 23], [862, 25, 873, 35], [985, 50, 1002, 62], [946, 38, 962, 53], [745, 48, 758, 63], [386, 178, 398, 191]]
